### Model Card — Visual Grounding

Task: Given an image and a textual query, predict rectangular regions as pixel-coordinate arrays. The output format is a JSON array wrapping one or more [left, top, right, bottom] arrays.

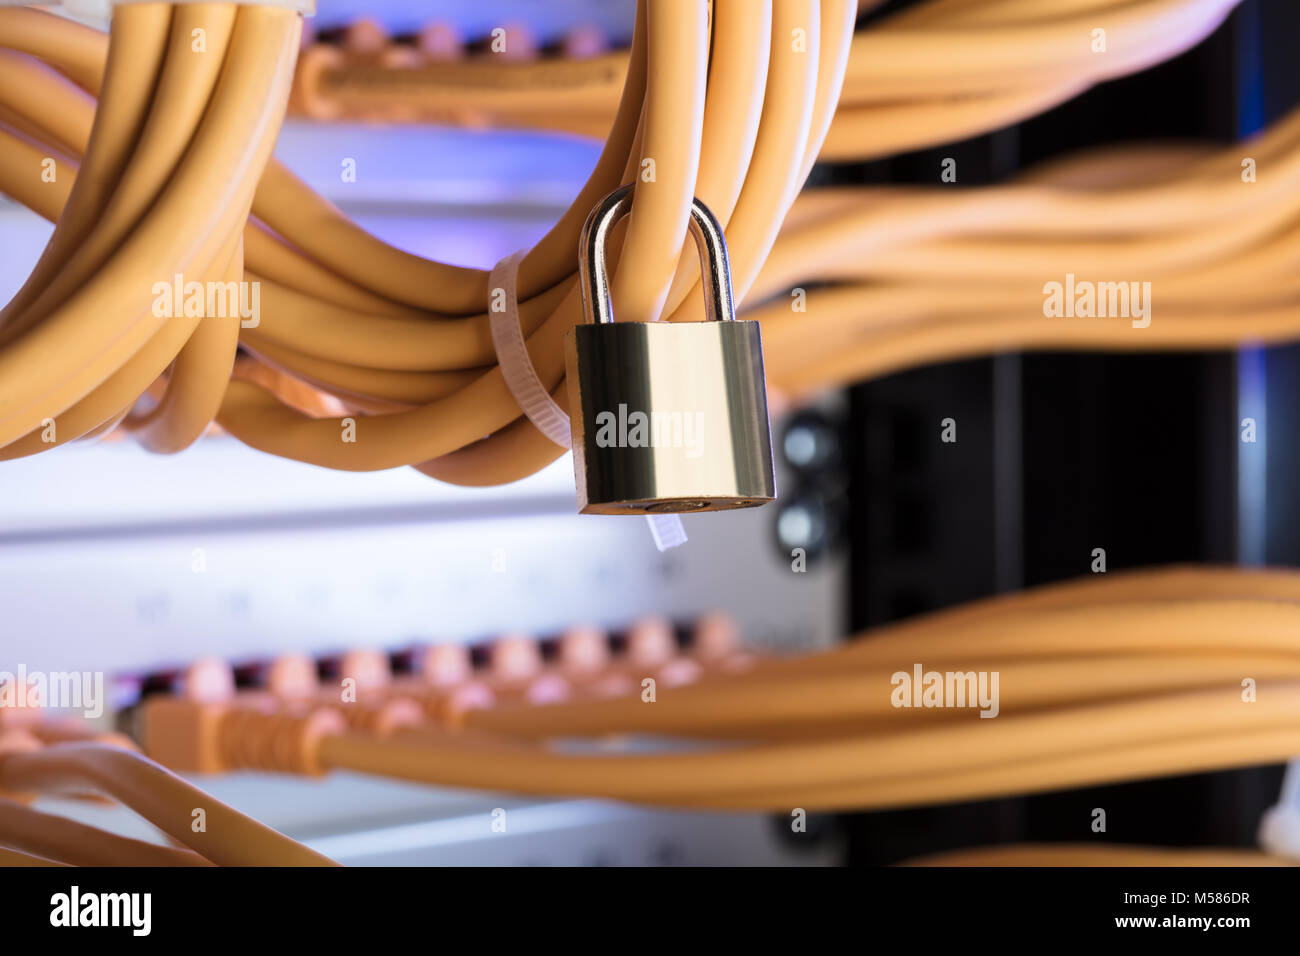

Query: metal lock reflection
[[564, 184, 776, 515]]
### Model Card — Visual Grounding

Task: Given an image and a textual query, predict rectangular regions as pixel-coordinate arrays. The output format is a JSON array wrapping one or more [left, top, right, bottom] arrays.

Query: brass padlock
[[565, 184, 777, 515]]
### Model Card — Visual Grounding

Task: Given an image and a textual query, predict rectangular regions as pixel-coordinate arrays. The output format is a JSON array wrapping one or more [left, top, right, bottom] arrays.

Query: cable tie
[[488, 249, 686, 551], [488, 250, 572, 449], [646, 512, 688, 550]]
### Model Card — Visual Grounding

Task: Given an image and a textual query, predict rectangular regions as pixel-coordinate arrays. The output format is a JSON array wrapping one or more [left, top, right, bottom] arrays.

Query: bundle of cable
[[0, 2, 855, 485], [131, 567, 1300, 816], [288, 0, 1246, 163]]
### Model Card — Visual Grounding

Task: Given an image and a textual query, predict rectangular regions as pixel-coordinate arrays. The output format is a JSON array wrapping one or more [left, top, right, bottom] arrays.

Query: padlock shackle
[[579, 184, 736, 325]]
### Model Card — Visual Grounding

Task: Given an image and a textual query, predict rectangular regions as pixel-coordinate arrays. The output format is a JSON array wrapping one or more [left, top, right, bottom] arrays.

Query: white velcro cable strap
[[646, 511, 688, 550], [488, 250, 571, 448], [488, 250, 686, 551]]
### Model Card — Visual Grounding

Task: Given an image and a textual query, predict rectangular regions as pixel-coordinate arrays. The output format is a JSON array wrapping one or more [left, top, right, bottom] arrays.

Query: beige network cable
[[0, 735, 335, 865], [0, 1, 856, 480], [0, 3, 297, 457], [122, 567, 1300, 818], [5, 566, 1298, 864], [290, 0, 1245, 162], [0, 795, 210, 866], [0, 0, 1277, 484], [1, 2, 1296, 864]]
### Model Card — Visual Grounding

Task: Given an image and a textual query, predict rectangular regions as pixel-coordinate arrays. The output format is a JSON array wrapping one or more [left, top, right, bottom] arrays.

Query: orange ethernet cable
[[0, 570, 1293, 864], [288, 0, 1245, 164], [3, 4, 1293, 475], [0, 846, 67, 866], [0, 3, 295, 456], [0, 1, 1287, 486], [139, 673, 1300, 813], [0, 739, 337, 866], [394, 565, 1300, 740], [0, 795, 210, 867], [0, 1, 1292, 864], [2, 50, 1298, 479], [124, 569, 1300, 818], [0, 2, 856, 477]]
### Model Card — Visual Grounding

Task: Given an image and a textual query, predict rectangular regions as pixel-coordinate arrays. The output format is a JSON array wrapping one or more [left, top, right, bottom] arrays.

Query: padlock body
[[564, 319, 776, 514]]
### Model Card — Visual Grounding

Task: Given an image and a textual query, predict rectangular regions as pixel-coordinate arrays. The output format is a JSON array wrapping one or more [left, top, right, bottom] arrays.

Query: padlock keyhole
[[642, 500, 712, 513]]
